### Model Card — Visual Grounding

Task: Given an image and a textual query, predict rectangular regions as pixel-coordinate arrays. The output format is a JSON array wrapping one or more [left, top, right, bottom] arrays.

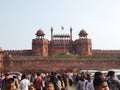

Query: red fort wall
[[0, 59, 120, 73]]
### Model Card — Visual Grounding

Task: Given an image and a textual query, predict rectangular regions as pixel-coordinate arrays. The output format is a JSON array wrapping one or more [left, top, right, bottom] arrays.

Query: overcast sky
[[0, 0, 120, 50]]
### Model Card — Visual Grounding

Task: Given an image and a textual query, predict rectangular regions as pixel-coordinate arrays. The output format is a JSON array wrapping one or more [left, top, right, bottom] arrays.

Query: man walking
[[20, 74, 30, 90]]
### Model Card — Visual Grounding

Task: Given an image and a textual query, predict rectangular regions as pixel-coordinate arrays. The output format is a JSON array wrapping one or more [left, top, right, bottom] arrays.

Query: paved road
[[18, 85, 76, 90], [68, 85, 76, 90]]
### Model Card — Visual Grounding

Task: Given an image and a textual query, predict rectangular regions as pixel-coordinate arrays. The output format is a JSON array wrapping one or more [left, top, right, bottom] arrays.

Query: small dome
[[79, 29, 88, 37], [35, 29, 45, 37]]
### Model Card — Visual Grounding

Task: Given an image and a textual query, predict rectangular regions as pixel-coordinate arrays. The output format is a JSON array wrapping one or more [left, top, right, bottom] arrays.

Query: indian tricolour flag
[[61, 25, 64, 30]]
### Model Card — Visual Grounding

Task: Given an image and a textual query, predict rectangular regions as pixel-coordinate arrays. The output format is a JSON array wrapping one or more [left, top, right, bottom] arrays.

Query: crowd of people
[[0, 70, 120, 90], [0, 72, 68, 90], [75, 70, 120, 90]]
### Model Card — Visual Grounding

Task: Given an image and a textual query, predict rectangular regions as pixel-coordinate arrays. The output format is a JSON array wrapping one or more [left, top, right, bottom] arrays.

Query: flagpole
[[61, 26, 65, 54], [64, 39, 65, 54], [61, 25, 66, 54], [61, 25, 64, 30]]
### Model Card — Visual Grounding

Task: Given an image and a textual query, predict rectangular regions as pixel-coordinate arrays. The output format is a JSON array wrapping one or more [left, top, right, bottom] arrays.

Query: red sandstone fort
[[0, 28, 120, 72], [1, 27, 120, 57], [1, 27, 92, 56]]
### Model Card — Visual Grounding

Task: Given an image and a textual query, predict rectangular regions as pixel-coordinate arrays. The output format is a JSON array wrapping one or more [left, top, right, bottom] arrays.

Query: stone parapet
[[92, 49, 120, 56], [0, 59, 120, 73]]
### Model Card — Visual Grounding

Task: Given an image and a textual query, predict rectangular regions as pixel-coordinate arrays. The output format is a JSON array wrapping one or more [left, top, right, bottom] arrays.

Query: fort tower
[[74, 29, 92, 55], [32, 29, 48, 56]]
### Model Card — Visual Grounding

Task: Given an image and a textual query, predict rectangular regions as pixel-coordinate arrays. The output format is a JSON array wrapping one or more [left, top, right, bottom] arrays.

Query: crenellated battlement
[[92, 49, 120, 56], [3, 49, 32, 56], [3, 49, 120, 57]]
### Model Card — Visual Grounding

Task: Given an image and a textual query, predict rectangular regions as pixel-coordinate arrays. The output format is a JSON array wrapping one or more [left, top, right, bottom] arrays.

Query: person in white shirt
[[88, 71, 105, 90], [77, 74, 87, 90], [20, 74, 30, 90], [69, 72, 73, 86], [86, 74, 94, 90]]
